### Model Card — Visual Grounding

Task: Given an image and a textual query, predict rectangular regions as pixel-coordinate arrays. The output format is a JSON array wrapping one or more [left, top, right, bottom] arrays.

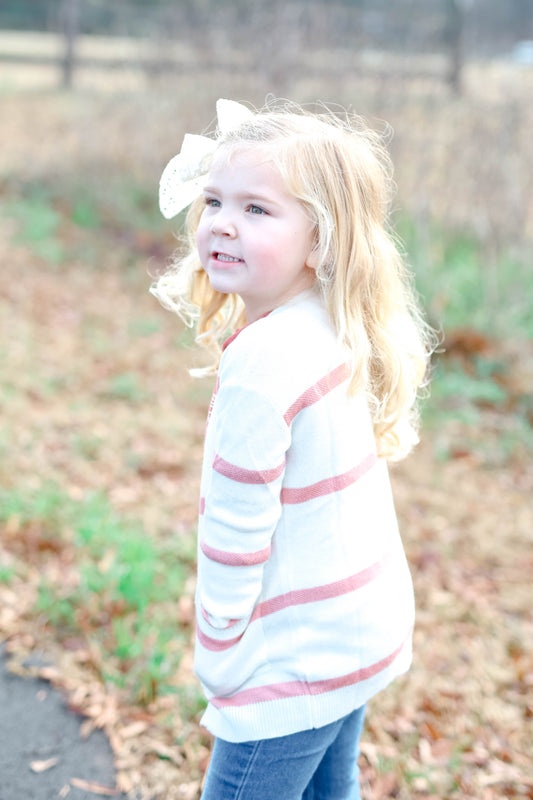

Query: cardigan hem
[[199, 632, 412, 743]]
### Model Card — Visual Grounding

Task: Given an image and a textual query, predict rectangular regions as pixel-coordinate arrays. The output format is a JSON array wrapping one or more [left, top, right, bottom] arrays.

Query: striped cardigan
[[194, 288, 414, 743]]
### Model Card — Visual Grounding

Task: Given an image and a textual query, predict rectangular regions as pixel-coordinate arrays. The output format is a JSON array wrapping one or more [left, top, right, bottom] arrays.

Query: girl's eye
[[205, 197, 220, 208], [248, 204, 266, 215]]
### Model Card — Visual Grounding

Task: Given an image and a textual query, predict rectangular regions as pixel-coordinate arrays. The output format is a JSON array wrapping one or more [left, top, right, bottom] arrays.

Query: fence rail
[[0, 29, 460, 93]]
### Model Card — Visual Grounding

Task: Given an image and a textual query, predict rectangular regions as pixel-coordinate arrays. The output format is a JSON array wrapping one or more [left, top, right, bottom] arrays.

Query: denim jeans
[[200, 705, 366, 800]]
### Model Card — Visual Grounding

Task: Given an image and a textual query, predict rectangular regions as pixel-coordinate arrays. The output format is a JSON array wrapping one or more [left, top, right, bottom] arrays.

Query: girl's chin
[[207, 274, 241, 295]]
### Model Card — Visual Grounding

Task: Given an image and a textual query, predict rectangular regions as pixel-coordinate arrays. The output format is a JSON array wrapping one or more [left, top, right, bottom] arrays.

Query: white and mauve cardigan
[[194, 288, 414, 743]]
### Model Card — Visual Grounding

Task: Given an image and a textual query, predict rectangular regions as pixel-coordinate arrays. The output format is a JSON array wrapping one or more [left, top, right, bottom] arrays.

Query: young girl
[[152, 99, 433, 800]]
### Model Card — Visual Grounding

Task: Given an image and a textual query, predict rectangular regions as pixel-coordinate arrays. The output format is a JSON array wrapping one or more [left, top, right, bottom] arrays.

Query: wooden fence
[[0, 0, 471, 93]]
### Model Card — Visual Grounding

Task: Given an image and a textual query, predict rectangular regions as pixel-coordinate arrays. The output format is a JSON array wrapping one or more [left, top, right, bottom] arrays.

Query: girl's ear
[[305, 243, 321, 272]]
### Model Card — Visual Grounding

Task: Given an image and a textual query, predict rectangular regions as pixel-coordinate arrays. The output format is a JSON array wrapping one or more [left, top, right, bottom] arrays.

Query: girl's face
[[196, 146, 317, 322]]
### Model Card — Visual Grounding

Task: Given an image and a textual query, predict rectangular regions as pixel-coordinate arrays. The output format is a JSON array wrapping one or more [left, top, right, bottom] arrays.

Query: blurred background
[[1, 0, 532, 334], [0, 3, 532, 800]]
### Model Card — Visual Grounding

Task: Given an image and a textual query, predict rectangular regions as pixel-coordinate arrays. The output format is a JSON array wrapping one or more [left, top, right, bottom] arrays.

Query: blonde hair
[[152, 100, 435, 460]]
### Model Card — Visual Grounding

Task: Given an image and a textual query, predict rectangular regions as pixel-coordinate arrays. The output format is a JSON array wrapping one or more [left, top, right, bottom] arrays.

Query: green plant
[[71, 197, 101, 229], [174, 685, 208, 730], [102, 372, 149, 402], [0, 565, 15, 584], [0, 484, 192, 704], [0, 482, 68, 528], [398, 216, 533, 339], [430, 362, 507, 408], [2, 192, 64, 264], [0, 173, 169, 270], [71, 434, 104, 461], [129, 317, 162, 337], [36, 585, 77, 630], [109, 616, 183, 704]]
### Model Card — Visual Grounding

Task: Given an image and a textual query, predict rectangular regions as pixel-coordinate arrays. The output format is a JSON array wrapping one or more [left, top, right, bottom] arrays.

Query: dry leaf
[[116, 772, 134, 794], [80, 717, 97, 739], [70, 778, 120, 796], [145, 738, 183, 766], [177, 781, 201, 800], [38, 666, 62, 683], [368, 772, 398, 798], [30, 757, 59, 773], [119, 720, 150, 738], [418, 737, 432, 763]]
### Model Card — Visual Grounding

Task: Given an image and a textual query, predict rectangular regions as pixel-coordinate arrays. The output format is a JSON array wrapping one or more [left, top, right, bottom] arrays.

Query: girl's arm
[[195, 383, 289, 697]]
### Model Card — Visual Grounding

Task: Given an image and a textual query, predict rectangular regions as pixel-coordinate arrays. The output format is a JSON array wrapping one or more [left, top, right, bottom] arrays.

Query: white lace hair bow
[[159, 98, 255, 220]]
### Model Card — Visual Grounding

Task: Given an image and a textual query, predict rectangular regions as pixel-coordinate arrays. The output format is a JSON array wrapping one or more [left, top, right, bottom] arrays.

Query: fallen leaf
[[38, 666, 62, 683], [369, 772, 398, 797], [30, 757, 59, 772], [178, 594, 194, 625], [419, 737, 432, 763], [177, 781, 201, 800], [70, 778, 120, 796], [119, 720, 150, 738], [145, 737, 183, 766], [80, 717, 97, 739], [116, 772, 134, 794]]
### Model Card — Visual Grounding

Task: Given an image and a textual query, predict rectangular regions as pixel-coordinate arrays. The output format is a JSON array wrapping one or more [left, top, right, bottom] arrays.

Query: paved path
[[0, 646, 128, 800]]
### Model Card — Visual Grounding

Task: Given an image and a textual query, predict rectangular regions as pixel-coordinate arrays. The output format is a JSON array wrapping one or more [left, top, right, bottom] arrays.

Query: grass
[[0, 172, 171, 268], [398, 215, 533, 339], [101, 372, 150, 402], [1, 484, 195, 704], [4, 172, 533, 340], [4, 191, 65, 263], [0, 566, 16, 584]]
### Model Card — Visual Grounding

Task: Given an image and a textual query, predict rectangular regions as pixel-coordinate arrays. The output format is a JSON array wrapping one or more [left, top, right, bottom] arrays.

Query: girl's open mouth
[[215, 252, 242, 263]]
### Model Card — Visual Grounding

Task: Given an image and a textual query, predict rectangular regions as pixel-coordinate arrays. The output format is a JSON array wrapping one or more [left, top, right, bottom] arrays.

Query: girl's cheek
[[196, 222, 208, 263]]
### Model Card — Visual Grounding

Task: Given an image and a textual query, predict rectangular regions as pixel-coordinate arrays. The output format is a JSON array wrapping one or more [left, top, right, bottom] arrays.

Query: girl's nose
[[210, 210, 237, 237]]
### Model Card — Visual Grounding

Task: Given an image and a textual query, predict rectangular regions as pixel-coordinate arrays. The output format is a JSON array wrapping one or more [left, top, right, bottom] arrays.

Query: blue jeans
[[200, 706, 366, 800]]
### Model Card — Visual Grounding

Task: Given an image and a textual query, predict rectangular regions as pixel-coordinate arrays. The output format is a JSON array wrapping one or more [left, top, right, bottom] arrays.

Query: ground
[[0, 211, 531, 799]]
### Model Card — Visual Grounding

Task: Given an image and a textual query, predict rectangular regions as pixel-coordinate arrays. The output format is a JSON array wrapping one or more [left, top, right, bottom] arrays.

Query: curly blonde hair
[[152, 100, 435, 460]]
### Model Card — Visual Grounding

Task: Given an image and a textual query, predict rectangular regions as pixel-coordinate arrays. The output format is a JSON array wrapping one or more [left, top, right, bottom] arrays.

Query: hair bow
[[159, 98, 254, 220]]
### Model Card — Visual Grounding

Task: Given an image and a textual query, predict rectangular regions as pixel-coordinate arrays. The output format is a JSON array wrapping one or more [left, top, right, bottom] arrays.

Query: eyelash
[[204, 198, 266, 215]]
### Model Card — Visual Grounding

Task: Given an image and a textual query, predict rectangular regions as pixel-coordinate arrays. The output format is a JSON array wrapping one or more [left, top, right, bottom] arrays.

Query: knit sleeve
[[195, 381, 290, 692]]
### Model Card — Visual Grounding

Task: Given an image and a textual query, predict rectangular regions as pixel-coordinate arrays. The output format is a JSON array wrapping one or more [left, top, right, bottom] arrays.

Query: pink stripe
[[250, 555, 388, 622], [199, 496, 206, 515], [200, 538, 271, 567], [284, 363, 350, 425], [196, 623, 243, 652], [281, 452, 377, 505], [213, 454, 285, 485], [210, 630, 412, 708], [197, 556, 389, 654]]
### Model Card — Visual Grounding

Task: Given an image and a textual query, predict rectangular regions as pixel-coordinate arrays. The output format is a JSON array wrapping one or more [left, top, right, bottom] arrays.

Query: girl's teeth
[[217, 254, 240, 262]]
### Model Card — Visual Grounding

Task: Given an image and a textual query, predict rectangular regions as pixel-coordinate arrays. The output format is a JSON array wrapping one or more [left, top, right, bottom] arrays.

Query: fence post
[[61, 0, 80, 88], [445, 0, 466, 94]]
